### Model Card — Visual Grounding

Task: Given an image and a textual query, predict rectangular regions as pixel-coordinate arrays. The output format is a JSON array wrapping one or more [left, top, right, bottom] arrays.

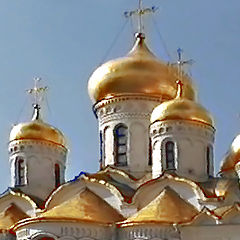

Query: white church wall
[[151, 120, 215, 181], [0, 233, 15, 240], [16, 222, 111, 240], [129, 121, 149, 174], [9, 140, 67, 201], [95, 97, 161, 178], [181, 224, 240, 240], [117, 225, 179, 240]]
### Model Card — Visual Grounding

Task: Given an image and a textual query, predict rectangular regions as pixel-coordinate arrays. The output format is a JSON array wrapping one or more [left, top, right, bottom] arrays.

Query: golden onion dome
[[220, 135, 240, 173], [9, 105, 67, 148], [88, 33, 196, 103], [150, 80, 214, 127]]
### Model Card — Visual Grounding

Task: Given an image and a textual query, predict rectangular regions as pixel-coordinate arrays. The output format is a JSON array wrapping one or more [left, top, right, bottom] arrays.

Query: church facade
[[0, 6, 240, 240]]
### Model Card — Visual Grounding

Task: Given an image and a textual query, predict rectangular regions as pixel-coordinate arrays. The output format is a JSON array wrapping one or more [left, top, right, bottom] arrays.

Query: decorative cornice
[[9, 139, 68, 153], [93, 94, 163, 116], [150, 119, 215, 134], [99, 112, 151, 125]]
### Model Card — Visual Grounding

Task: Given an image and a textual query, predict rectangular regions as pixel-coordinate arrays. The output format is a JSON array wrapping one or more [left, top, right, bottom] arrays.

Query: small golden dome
[[88, 33, 196, 103], [220, 135, 240, 173], [9, 105, 67, 148], [151, 98, 214, 126]]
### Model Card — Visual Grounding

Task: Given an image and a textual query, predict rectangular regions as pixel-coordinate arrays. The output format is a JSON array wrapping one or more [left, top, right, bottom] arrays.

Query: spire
[[124, 0, 158, 36], [27, 77, 48, 121]]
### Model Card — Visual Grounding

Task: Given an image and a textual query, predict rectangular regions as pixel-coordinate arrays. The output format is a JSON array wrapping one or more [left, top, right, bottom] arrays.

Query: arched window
[[114, 124, 128, 166], [206, 145, 213, 176], [99, 130, 103, 165], [15, 157, 26, 186], [55, 164, 60, 188], [148, 138, 152, 166], [165, 141, 176, 170]]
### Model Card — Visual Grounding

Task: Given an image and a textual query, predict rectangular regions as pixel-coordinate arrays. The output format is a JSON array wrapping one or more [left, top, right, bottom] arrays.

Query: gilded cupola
[[8, 81, 68, 201], [151, 80, 215, 127], [220, 135, 240, 174], [88, 33, 196, 103], [9, 104, 67, 148]]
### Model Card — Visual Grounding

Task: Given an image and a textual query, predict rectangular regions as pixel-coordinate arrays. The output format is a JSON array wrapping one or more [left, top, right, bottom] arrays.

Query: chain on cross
[[27, 77, 48, 106], [124, 0, 158, 34]]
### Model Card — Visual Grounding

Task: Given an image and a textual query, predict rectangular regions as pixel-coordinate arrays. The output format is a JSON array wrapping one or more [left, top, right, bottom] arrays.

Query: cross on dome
[[176, 48, 194, 72], [124, 0, 158, 34], [172, 48, 194, 83], [27, 77, 48, 120], [27, 77, 48, 106]]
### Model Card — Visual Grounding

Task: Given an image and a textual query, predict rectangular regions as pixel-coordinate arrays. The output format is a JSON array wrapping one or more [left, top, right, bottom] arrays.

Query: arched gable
[[45, 175, 124, 212], [132, 174, 208, 210], [0, 189, 37, 217]]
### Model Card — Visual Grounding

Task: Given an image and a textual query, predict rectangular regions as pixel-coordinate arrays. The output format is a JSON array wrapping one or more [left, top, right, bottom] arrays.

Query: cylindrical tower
[[8, 104, 68, 201], [150, 81, 215, 181]]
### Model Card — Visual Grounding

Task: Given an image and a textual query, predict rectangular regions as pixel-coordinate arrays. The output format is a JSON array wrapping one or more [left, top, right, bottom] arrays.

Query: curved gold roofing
[[183, 207, 219, 226], [151, 97, 214, 126], [120, 187, 198, 226], [132, 173, 210, 207], [220, 135, 240, 173], [88, 33, 196, 103], [10, 120, 67, 147], [9, 106, 67, 148], [0, 204, 29, 232], [15, 188, 124, 229]]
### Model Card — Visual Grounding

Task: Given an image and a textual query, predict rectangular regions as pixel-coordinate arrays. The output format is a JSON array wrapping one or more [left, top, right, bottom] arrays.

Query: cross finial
[[172, 48, 194, 82], [27, 77, 48, 106], [138, 0, 144, 33], [124, 0, 158, 34], [176, 48, 194, 71], [27, 77, 48, 120]]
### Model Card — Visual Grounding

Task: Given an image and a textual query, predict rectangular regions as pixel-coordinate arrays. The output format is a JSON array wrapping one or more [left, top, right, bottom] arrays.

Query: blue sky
[[0, 0, 239, 192]]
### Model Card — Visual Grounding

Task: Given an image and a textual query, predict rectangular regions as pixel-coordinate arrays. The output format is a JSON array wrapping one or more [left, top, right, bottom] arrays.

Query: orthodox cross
[[124, 0, 158, 33], [27, 77, 48, 107], [172, 48, 194, 81]]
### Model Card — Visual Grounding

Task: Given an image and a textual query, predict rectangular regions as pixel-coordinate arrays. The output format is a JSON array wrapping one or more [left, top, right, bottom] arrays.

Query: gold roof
[[151, 97, 214, 126], [9, 106, 67, 148], [183, 207, 219, 226], [214, 205, 235, 217], [120, 187, 198, 226], [32, 189, 124, 224], [0, 204, 28, 232], [220, 135, 240, 172], [88, 33, 196, 103]]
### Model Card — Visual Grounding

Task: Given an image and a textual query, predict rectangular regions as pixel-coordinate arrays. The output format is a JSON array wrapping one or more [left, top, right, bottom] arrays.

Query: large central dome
[[88, 33, 196, 103]]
